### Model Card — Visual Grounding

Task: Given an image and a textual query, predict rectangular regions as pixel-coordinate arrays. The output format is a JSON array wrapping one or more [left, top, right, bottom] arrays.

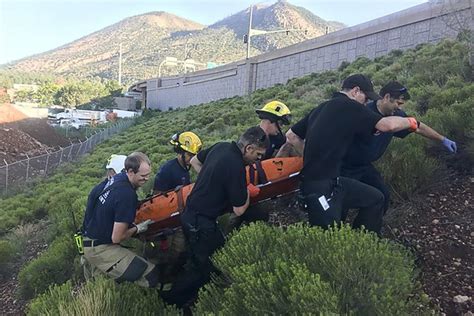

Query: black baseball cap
[[379, 81, 411, 100], [342, 74, 380, 101]]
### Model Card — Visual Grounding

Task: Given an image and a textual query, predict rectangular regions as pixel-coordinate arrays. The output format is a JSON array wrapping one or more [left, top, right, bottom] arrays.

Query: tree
[[36, 83, 60, 107]]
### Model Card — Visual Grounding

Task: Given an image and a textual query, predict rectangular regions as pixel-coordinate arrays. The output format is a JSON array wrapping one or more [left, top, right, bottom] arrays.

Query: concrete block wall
[[144, 0, 472, 110]]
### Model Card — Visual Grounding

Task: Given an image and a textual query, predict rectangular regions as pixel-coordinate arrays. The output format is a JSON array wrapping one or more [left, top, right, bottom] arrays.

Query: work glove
[[442, 137, 457, 153], [247, 183, 260, 198], [135, 219, 154, 234]]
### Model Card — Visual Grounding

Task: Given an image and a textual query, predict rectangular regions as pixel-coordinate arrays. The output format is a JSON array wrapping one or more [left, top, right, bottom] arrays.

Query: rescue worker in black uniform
[[153, 131, 202, 194], [256, 100, 292, 159], [82, 152, 158, 287], [161, 126, 268, 307], [151, 132, 202, 283], [341, 81, 457, 215], [286, 74, 421, 234], [226, 101, 293, 233]]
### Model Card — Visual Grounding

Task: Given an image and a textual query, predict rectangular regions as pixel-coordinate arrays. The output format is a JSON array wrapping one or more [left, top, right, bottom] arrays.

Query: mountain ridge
[[3, 1, 345, 83]]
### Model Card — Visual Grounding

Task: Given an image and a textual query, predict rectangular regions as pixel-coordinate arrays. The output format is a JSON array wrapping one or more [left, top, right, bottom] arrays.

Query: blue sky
[[0, 0, 427, 64]]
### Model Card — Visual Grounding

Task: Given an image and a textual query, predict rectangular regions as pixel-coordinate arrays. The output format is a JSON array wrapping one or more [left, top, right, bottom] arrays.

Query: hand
[[135, 219, 154, 234], [247, 183, 260, 198], [442, 137, 457, 153]]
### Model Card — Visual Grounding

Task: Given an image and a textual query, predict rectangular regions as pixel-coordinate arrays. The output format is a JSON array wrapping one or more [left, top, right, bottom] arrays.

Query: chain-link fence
[[0, 119, 134, 195]]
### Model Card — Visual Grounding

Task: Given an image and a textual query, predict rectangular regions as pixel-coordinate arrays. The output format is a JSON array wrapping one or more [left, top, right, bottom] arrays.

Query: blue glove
[[442, 137, 457, 153]]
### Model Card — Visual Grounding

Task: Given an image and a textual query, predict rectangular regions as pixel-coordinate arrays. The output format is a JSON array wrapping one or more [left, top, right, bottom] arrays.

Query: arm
[[233, 193, 250, 216], [190, 155, 203, 173], [416, 122, 444, 141], [285, 129, 305, 155], [417, 122, 457, 153], [111, 222, 137, 244], [375, 116, 412, 133]]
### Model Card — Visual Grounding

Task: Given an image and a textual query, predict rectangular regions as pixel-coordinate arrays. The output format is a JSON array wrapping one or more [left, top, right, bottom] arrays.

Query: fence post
[[26, 154, 30, 181], [59, 147, 63, 164], [78, 140, 83, 157], [3, 159, 8, 195], [68, 142, 73, 160], [44, 150, 50, 176]]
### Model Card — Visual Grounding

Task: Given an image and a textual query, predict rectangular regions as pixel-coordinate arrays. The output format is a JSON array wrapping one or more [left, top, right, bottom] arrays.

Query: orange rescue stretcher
[[135, 157, 303, 239]]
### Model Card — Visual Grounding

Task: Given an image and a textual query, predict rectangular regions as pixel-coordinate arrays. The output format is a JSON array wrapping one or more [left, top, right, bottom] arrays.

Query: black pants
[[301, 176, 384, 234], [341, 164, 390, 215], [161, 208, 225, 307]]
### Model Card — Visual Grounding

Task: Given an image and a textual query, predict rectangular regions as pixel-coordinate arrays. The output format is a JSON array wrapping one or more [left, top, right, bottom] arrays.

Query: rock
[[453, 295, 470, 303], [454, 261, 461, 266], [470, 232, 474, 237], [429, 250, 436, 255], [455, 225, 461, 229], [432, 219, 440, 224]]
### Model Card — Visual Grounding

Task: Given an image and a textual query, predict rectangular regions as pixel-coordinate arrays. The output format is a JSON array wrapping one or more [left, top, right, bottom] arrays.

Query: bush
[[18, 235, 77, 299], [195, 223, 425, 315], [0, 239, 16, 277], [27, 277, 179, 316], [376, 136, 440, 200]]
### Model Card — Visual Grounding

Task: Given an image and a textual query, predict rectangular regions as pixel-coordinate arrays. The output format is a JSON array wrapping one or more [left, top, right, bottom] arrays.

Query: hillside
[[3, 1, 344, 83], [0, 39, 472, 314]]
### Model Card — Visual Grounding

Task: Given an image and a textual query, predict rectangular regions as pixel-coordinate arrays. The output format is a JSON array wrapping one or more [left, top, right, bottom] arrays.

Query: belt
[[83, 239, 109, 247]]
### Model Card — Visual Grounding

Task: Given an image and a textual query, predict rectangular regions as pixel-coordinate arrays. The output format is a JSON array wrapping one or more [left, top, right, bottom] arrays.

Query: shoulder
[[160, 158, 178, 171], [393, 109, 407, 117]]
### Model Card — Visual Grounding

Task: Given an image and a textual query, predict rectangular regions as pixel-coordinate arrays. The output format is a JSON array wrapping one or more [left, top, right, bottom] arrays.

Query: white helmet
[[105, 154, 127, 173]]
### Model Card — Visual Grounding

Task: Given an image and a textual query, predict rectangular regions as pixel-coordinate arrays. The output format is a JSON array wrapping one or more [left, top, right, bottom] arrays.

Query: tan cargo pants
[[83, 241, 159, 288]]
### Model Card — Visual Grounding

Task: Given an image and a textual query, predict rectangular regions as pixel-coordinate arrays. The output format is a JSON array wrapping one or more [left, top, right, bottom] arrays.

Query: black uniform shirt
[[342, 101, 411, 168], [263, 133, 286, 160], [186, 142, 247, 220], [291, 92, 382, 181], [153, 158, 190, 192], [83, 172, 137, 244]]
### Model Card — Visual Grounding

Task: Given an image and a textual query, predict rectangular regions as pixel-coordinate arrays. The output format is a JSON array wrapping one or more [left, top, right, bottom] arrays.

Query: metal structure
[[158, 57, 205, 77]]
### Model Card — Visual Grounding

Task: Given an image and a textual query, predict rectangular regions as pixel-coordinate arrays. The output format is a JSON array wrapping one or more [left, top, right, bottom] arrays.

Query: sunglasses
[[391, 87, 408, 94]]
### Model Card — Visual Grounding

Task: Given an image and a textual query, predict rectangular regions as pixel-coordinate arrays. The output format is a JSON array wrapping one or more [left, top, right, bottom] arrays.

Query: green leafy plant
[[27, 276, 179, 315], [195, 223, 425, 315]]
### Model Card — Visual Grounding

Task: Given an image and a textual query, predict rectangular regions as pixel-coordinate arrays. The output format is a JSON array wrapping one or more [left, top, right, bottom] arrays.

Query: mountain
[[3, 1, 345, 84]]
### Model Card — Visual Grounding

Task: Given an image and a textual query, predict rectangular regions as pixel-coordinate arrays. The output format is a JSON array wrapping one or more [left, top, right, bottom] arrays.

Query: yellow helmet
[[256, 100, 291, 125], [170, 131, 202, 155]]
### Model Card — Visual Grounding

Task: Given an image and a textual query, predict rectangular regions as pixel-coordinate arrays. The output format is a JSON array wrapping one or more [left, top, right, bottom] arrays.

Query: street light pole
[[118, 43, 122, 85], [245, 4, 308, 59], [246, 5, 254, 59]]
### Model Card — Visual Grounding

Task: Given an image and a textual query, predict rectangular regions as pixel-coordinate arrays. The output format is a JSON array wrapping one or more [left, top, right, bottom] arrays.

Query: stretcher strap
[[255, 160, 268, 184], [176, 186, 185, 212]]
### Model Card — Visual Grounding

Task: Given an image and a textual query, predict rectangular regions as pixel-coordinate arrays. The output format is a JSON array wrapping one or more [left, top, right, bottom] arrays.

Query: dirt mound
[[0, 128, 49, 163], [0, 117, 72, 164], [5, 118, 71, 148], [0, 104, 28, 124]]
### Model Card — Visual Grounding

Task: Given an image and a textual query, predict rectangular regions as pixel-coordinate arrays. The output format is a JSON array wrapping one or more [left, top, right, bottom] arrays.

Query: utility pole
[[245, 4, 308, 59], [246, 5, 254, 60], [118, 43, 123, 85]]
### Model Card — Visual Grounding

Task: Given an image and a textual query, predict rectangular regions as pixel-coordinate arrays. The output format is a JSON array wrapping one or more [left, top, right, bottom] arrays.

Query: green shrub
[[195, 223, 424, 315], [0, 239, 16, 277], [27, 277, 179, 316], [376, 136, 440, 200], [18, 235, 77, 299]]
